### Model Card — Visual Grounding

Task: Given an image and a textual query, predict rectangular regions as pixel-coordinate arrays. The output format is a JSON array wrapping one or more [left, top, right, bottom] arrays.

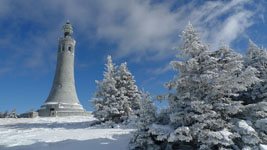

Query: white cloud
[[183, 0, 257, 50], [0, 0, 264, 74], [92, 0, 262, 59], [148, 64, 172, 75], [94, 0, 178, 61], [214, 11, 253, 49]]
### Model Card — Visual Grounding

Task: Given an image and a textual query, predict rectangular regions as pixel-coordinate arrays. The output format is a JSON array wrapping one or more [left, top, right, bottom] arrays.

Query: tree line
[[0, 109, 18, 118]]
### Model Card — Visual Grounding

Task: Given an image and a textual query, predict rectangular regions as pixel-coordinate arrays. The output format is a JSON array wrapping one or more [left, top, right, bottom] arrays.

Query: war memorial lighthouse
[[38, 22, 88, 117]]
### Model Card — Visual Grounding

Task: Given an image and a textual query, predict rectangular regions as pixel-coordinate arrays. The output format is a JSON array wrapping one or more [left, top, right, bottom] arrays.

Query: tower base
[[38, 102, 90, 117]]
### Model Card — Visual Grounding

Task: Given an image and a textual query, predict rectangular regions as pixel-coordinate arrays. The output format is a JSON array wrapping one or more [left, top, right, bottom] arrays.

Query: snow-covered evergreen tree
[[9, 109, 18, 118], [92, 56, 124, 123], [129, 92, 159, 150], [240, 101, 267, 147], [129, 23, 260, 150], [116, 62, 141, 114], [231, 40, 267, 148], [237, 40, 267, 104], [92, 56, 140, 124], [166, 24, 259, 149]]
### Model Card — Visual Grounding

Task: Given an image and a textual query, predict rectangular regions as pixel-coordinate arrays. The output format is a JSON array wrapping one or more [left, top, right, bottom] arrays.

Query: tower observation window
[[62, 45, 65, 51], [68, 46, 72, 52]]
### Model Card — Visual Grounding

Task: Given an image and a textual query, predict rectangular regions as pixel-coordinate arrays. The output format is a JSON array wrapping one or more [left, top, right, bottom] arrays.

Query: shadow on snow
[[0, 120, 99, 130], [0, 134, 132, 150]]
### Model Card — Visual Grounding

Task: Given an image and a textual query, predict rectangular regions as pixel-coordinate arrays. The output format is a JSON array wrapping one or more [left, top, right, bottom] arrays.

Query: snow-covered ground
[[0, 116, 135, 150]]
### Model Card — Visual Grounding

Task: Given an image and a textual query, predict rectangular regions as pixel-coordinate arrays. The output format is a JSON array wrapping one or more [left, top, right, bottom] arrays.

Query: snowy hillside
[[0, 116, 135, 150]]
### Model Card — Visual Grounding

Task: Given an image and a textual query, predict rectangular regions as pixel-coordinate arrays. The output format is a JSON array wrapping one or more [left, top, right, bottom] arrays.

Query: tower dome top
[[62, 21, 73, 37]]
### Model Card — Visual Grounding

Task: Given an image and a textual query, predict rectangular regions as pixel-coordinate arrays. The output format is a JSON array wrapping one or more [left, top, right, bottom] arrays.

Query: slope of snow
[[0, 116, 135, 150]]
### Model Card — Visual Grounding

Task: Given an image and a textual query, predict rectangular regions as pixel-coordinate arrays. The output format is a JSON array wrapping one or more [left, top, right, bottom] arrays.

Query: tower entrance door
[[50, 108, 56, 117]]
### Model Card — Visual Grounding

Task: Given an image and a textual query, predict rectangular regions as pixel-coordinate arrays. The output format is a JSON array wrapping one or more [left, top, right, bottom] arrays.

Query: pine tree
[[129, 92, 159, 150], [9, 109, 18, 118], [232, 40, 267, 148], [116, 62, 141, 114], [165, 24, 259, 149], [92, 56, 138, 123], [239, 101, 267, 147], [130, 23, 260, 149], [238, 40, 267, 104], [210, 45, 259, 99], [92, 56, 121, 122]]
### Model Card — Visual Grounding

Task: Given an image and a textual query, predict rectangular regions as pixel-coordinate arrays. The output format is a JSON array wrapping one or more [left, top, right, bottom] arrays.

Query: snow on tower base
[[38, 21, 89, 117], [38, 102, 90, 117]]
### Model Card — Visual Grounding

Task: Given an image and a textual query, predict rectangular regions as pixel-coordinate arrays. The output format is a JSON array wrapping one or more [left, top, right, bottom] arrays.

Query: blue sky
[[0, 0, 266, 113]]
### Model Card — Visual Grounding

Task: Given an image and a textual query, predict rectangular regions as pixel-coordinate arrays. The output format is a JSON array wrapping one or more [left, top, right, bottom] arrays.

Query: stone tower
[[38, 21, 87, 117]]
